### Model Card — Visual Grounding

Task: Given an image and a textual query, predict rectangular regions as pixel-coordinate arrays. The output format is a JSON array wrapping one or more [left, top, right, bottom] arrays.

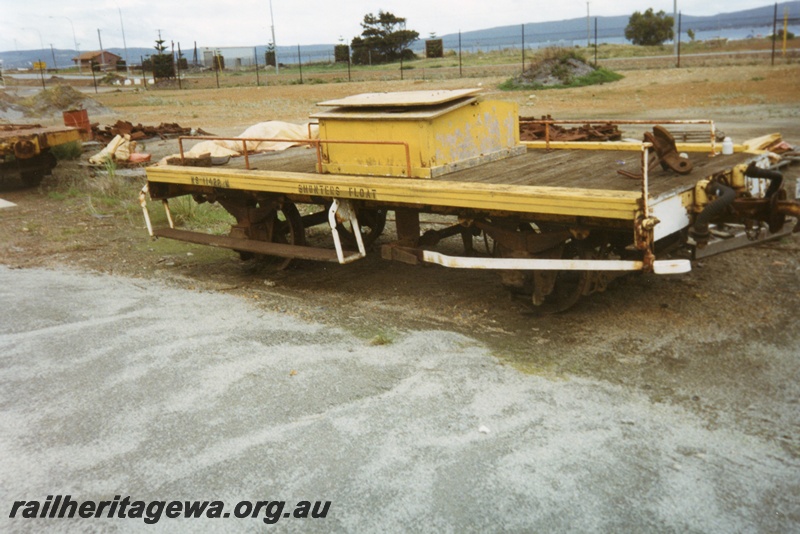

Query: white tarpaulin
[[162, 121, 319, 164], [88, 134, 136, 165]]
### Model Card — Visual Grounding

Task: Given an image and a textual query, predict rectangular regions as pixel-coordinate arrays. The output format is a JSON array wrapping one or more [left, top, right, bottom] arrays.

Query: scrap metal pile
[[519, 115, 622, 142], [91, 120, 213, 145]]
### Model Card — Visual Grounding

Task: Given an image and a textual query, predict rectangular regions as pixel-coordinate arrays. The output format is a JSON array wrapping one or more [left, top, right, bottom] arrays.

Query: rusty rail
[[520, 118, 718, 155], [177, 135, 413, 177]]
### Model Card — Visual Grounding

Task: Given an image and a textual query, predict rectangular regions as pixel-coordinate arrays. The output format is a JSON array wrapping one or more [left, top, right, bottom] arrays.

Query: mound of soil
[[3, 85, 112, 121], [514, 56, 596, 87], [0, 92, 26, 121]]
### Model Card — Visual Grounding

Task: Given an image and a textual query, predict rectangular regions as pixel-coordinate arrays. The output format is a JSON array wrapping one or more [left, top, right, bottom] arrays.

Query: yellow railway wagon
[[0, 124, 82, 187], [141, 89, 799, 312]]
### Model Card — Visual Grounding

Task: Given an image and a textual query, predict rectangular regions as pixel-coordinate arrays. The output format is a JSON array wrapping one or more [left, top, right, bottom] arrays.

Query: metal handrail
[[520, 118, 718, 155], [176, 135, 413, 177]]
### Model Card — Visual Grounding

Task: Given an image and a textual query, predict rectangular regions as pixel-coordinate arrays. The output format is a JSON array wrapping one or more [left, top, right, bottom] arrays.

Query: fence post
[[676, 13, 682, 68], [297, 44, 303, 84], [458, 31, 462, 78], [177, 42, 182, 89], [38, 58, 46, 89], [90, 60, 97, 93], [254, 47, 260, 87], [771, 2, 778, 65]]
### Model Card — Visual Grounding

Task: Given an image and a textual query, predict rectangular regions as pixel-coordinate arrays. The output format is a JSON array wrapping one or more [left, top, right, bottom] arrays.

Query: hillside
[[438, 1, 799, 50]]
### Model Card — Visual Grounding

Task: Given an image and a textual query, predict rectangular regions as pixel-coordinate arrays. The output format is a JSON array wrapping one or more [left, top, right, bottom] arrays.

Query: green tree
[[625, 8, 674, 46], [772, 29, 796, 41], [265, 42, 276, 67], [350, 11, 419, 65], [151, 37, 174, 79]]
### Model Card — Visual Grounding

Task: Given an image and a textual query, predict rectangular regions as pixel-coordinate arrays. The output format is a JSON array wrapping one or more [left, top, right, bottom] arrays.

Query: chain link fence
[[132, 8, 799, 90]]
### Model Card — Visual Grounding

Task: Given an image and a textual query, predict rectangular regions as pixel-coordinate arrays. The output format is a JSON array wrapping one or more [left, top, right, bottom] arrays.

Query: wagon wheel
[[20, 170, 46, 188], [335, 207, 387, 249], [525, 253, 592, 314], [495, 224, 594, 314], [506, 246, 591, 315], [266, 201, 306, 270], [233, 200, 305, 270], [516, 240, 622, 315], [18, 151, 57, 188]]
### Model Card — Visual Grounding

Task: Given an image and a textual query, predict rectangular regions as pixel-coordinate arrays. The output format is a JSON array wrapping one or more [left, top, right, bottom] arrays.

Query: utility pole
[[119, 7, 131, 75], [48, 16, 80, 74], [269, 0, 279, 74], [587, 2, 591, 48], [97, 29, 106, 70], [23, 27, 44, 52], [673, 0, 679, 57]]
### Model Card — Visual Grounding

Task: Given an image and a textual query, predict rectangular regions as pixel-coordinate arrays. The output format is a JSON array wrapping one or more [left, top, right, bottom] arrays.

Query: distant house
[[74, 51, 122, 71]]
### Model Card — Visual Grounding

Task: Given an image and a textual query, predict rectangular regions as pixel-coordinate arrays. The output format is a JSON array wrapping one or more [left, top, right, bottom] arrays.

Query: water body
[[445, 24, 800, 53]]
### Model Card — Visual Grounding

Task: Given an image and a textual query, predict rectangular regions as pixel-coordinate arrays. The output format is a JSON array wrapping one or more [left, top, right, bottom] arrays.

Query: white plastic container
[[722, 137, 734, 155]]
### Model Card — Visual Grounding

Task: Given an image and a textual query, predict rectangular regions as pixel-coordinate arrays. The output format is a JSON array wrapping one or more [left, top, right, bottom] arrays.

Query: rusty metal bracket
[[647, 126, 694, 175], [472, 220, 572, 255], [734, 193, 800, 234]]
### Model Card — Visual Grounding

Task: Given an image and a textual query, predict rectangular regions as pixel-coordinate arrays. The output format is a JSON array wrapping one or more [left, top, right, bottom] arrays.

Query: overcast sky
[[1, 0, 787, 53]]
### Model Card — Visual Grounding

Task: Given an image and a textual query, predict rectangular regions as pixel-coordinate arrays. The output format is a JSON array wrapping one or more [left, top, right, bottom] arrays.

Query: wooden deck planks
[[172, 145, 754, 202], [438, 149, 754, 196]]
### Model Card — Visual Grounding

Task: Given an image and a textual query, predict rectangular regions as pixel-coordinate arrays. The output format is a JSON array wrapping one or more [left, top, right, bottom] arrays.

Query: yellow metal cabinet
[[311, 89, 524, 178]]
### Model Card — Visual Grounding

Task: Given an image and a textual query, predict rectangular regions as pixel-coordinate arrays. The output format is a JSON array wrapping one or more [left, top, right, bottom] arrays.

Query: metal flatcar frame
[[139, 92, 799, 311]]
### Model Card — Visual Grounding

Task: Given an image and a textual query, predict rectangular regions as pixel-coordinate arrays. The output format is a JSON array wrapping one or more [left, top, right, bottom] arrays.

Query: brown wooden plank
[[153, 227, 345, 262]]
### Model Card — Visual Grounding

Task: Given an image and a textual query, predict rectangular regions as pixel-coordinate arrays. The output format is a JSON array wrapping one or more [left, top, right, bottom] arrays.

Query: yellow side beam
[[43, 128, 82, 147], [522, 141, 746, 153], [742, 133, 782, 152], [147, 165, 642, 221]]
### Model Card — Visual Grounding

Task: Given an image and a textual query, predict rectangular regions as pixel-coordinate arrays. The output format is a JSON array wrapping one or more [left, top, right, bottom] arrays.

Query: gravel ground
[[1, 265, 798, 533]]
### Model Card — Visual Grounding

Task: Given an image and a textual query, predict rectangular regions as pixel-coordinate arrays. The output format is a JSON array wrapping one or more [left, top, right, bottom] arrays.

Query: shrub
[[51, 141, 83, 160]]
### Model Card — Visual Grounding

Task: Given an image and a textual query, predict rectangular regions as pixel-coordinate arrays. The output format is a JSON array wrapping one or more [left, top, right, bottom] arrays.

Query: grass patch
[[47, 187, 81, 200], [369, 333, 394, 346], [51, 141, 83, 161], [499, 67, 622, 90], [166, 196, 236, 234]]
